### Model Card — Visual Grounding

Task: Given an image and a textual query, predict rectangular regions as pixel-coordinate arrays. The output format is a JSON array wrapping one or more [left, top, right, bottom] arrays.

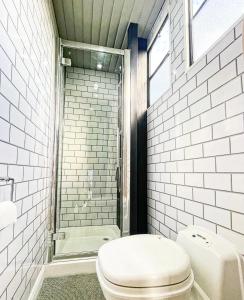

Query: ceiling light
[[97, 63, 103, 70]]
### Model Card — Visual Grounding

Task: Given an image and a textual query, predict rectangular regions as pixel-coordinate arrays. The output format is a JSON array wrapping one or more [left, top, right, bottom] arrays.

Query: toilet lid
[[98, 234, 191, 288]]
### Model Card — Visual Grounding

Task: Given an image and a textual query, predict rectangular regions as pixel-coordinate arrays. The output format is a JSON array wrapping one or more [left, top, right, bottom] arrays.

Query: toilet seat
[[97, 234, 194, 300], [96, 259, 194, 300]]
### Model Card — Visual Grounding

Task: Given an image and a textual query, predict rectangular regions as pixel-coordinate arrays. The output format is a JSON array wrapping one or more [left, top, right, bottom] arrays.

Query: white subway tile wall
[[0, 0, 57, 299], [147, 0, 244, 250], [58, 67, 119, 228]]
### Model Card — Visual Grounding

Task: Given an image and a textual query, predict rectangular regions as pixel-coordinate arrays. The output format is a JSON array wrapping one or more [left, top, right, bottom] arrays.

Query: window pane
[[149, 56, 170, 105], [192, 0, 206, 16], [192, 0, 244, 62], [149, 18, 170, 75]]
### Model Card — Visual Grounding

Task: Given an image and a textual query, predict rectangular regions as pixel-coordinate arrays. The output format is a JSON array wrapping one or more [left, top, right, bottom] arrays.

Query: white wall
[[0, 0, 57, 299], [147, 0, 244, 253]]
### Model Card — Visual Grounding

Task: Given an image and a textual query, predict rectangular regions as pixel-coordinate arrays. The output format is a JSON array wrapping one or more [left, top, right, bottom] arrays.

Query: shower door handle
[[115, 167, 120, 192]]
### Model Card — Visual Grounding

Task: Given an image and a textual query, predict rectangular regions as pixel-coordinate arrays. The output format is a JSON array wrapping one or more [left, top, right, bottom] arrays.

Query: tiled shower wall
[[59, 67, 118, 228], [0, 0, 57, 299], [147, 0, 244, 252]]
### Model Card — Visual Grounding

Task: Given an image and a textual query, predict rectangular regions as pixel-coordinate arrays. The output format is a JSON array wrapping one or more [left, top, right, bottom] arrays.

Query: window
[[189, 0, 244, 63], [149, 17, 170, 105]]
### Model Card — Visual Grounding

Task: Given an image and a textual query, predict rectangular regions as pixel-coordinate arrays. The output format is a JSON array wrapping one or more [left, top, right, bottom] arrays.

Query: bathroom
[[0, 0, 244, 299]]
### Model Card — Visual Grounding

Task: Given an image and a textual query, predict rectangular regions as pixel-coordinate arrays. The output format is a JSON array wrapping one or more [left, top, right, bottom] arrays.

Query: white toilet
[[96, 226, 244, 300]]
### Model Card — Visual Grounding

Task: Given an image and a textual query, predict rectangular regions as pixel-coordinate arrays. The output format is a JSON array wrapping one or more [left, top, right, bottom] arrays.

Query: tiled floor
[[37, 274, 105, 300]]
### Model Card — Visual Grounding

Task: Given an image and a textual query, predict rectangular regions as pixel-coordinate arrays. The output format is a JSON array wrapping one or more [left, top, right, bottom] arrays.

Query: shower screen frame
[[50, 39, 131, 259]]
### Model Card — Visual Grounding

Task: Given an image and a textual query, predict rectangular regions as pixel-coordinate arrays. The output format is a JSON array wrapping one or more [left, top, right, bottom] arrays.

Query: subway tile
[[190, 95, 211, 117], [171, 196, 185, 210], [177, 185, 192, 200], [175, 107, 190, 125], [216, 154, 244, 173], [232, 174, 244, 193], [0, 46, 11, 78], [230, 133, 244, 154], [204, 205, 231, 227], [10, 105, 25, 130], [237, 55, 244, 75], [194, 157, 215, 173], [0, 73, 19, 106], [220, 36, 242, 68], [191, 126, 212, 145], [179, 77, 196, 98], [173, 97, 187, 114], [12, 68, 26, 97], [0, 94, 10, 121], [226, 94, 244, 118], [193, 187, 215, 205], [159, 223, 170, 237], [0, 118, 10, 142], [0, 0, 8, 29], [0, 248, 7, 274], [235, 21, 243, 38], [183, 116, 200, 134], [10, 126, 25, 147], [197, 57, 219, 86], [8, 234, 22, 263], [232, 213, 244, 234], [0, 22, 15, 63], [204, 138, 230, 157], [164, 184, 176, 197], [185, 144, 203, 159], [165, 216, 177, 231], [176, 134, 191, 148], [185, 200, 203, 217], [188, 82, 207, 106], [0, 225, 13, 255], [0, 262, 15, 296], [208, 61, 236, 92], [185, 173, 203, 187], [171, 173, 184, 185], [0, 141, 17, 164], [177, 159, 193, 172], [204, 173, 231, 191], [171, 148, 184, 161], [7, 268, 22, 300], [200, 104, 225, 127], [178, 210, 193, 225], [213, 115, 244, 139], [211, 76, 242, 107], [194, 217, 216, 232], [156, 210, 165, 223], [216, 191, 244, 213], [8, 165, 23, 182]]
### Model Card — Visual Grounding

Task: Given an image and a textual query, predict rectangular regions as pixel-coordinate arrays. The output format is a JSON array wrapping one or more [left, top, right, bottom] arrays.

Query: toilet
[[96, 226, 244, 300]]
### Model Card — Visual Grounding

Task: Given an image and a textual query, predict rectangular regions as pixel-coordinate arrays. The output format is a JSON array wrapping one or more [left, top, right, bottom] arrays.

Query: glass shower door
[[53, 47, 124, 258]]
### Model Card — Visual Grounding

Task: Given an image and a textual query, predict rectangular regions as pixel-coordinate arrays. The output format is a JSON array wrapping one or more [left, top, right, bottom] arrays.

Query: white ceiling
[[53, 0, 165, 71]]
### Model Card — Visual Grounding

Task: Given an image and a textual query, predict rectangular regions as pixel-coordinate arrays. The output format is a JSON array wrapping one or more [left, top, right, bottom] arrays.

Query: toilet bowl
[[97, 226, 244, 300], [96, 234, 194, 300]]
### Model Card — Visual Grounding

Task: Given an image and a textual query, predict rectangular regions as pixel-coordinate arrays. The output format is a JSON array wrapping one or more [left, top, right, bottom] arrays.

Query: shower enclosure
[[50, 40, 130, 259]]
